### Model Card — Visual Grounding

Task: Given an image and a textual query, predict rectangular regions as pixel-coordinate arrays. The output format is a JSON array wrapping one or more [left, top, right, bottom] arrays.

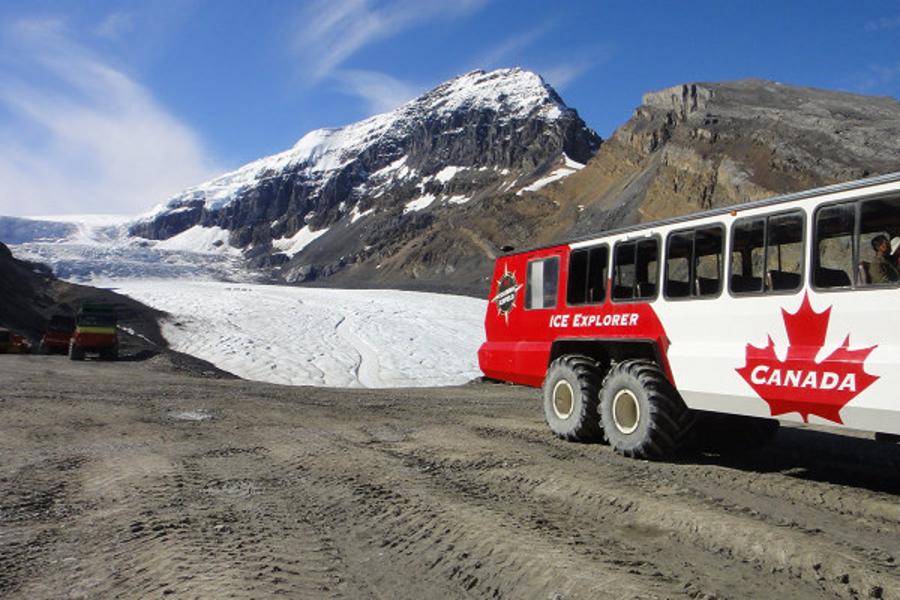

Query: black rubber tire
[[542, 355, 604, 442], [692, 413, 780, 455], [68, 341, 85, 361], [599, 359, 693, 460]]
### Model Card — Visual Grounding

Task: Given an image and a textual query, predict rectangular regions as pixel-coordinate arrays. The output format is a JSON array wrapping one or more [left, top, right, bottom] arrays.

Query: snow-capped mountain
[[131, 68, 600, 294]]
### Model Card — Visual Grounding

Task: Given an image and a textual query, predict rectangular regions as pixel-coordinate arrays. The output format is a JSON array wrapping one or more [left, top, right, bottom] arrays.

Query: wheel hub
[[612, 389, 640, 435], [552, 380, 575, 420]]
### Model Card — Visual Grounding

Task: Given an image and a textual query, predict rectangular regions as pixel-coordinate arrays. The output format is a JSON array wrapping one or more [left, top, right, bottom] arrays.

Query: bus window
[[665, 232, 692, 298], [526, 257, 560, 309], [859, 196, 900, 286], [613, 239, 658, 301], [666, 226, 723, 299], [694, 226, 723, 296], [813, 203, 854, 289], [731, 211, 804, 295], [637, 239, 659, 299], [567, 246, 608, 305], [730, 218, 765, 293], [613, 242, 636, 300], [765, 212, 803, 292]]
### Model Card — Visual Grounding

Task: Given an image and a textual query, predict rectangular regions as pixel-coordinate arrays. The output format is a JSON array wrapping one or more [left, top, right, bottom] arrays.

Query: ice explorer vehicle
[[478, 173, 900, 459]]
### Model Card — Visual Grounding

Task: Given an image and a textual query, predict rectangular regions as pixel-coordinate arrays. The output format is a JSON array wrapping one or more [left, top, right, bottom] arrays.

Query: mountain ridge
[[5, 75, 899, 296]]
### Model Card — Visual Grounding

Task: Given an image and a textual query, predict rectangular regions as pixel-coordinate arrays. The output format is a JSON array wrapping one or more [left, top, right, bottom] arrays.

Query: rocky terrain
[[132, 68, 599, 295], [2, 356, 898, 599], [543, 80, 900, 238]]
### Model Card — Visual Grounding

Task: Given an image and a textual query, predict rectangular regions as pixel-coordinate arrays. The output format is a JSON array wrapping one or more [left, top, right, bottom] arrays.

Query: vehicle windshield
[[78, 311, 117, 327], [48, 316, 76, 332]]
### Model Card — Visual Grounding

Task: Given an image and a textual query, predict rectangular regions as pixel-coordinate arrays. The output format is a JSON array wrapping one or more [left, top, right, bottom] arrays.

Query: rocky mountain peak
[[129, 68, 600, 290], [544, 79, 900, 241], [642, 83, 713, 119]]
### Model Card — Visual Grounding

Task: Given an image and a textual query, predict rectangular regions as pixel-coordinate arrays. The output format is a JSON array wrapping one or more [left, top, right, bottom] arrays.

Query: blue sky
[[1, 0, 898, 216]]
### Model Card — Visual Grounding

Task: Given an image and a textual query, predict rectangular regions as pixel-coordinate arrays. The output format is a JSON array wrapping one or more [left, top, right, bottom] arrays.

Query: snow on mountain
[[517, 154, 585, 195], [111, 280, 486, 388], [1, 215, 253, 282], [141, 68, 569, 220]]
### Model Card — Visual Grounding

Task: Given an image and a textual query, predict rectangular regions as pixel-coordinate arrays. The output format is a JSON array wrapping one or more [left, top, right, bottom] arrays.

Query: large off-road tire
[[68, 341, 85, 361], [599, 359, 692, 460], [542, 355, 604, 442], [692, 413, 780, 455]]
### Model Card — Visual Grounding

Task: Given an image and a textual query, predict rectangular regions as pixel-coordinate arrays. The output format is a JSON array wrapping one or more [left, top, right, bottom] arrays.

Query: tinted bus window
[[567, 246, 608, 305], [665, 226, 723, 299], [730, 210, 804, 295], [665, 232, 692, 298], [765, 212, 803, 291], [859, 196, 900, 286], [613, 239, 658, 301], [526, 257, 560, 309], [813, 203, 854, 289], [730, 218, 765, 293]]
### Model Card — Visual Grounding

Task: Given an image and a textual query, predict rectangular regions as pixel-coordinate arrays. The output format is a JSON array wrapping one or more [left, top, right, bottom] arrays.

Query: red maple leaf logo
[[736, 293, 879, 424]]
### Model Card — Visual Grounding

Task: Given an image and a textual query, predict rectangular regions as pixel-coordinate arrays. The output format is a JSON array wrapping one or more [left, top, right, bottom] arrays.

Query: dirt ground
[[1, 355, 899, 600]]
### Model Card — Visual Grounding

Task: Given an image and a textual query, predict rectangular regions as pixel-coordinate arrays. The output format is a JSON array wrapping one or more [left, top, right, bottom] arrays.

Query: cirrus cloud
[[0, 18, 220, 217]]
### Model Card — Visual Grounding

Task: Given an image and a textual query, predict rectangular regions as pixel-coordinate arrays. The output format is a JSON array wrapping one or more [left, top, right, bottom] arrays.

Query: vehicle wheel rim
[[552, 380, 575, 420], [612, 389, 640, 435]]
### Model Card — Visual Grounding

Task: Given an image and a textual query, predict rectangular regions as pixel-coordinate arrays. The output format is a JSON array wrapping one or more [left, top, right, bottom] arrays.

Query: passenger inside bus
[[869, 235, 900, 283]]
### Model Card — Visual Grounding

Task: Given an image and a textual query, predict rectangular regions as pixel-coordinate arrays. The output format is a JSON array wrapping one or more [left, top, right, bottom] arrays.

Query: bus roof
[[502, 170, 900, 256]]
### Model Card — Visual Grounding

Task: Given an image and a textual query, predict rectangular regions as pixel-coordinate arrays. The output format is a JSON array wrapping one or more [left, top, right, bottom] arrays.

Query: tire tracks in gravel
[[463, 421, 899, 600], [3, 357, 900, 599]]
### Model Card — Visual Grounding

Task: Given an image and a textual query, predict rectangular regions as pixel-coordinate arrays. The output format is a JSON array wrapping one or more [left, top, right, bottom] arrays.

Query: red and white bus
[[478, 173, 900, 459]]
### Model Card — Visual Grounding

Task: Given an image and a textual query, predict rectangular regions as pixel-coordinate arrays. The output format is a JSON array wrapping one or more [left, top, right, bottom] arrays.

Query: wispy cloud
[[539, 45, 614, 91], [0, 18, 219, 217], [331, 69, 423, 113], [295, 0, 487, 80], [472, 25, 554, 70], [94, 11, 135, 40], [847, 61, 900, 92], [864, 16, 900, 32], [468, 25, 613, 92], [293, 0, 486, 112]]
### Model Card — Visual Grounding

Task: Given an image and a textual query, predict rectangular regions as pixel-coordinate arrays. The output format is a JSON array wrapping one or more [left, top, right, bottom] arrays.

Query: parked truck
[[69, 304, 118, 361], [40, 314, 76, 354]]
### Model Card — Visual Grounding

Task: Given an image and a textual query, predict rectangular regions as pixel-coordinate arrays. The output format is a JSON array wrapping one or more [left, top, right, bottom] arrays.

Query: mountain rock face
[[544, 80, 900, 238], [128, 77, 900, 296], [132, 68, 600, 294]]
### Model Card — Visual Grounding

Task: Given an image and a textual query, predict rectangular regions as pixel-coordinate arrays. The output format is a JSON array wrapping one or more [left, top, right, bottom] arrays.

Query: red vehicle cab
[[70, 304, 119, 361], [40, 315, 76, 354], [479, 173, 900, 460], [0, 328, 31, 354]]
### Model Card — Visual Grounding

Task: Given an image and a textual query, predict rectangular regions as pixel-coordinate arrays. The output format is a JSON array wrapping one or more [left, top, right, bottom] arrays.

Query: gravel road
[[1, 355, 898, 599]]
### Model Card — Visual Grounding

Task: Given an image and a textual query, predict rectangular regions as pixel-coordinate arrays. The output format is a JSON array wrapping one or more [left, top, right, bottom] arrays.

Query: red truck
[[69, 304, 119, 361], [39, 315, 76, 354]]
